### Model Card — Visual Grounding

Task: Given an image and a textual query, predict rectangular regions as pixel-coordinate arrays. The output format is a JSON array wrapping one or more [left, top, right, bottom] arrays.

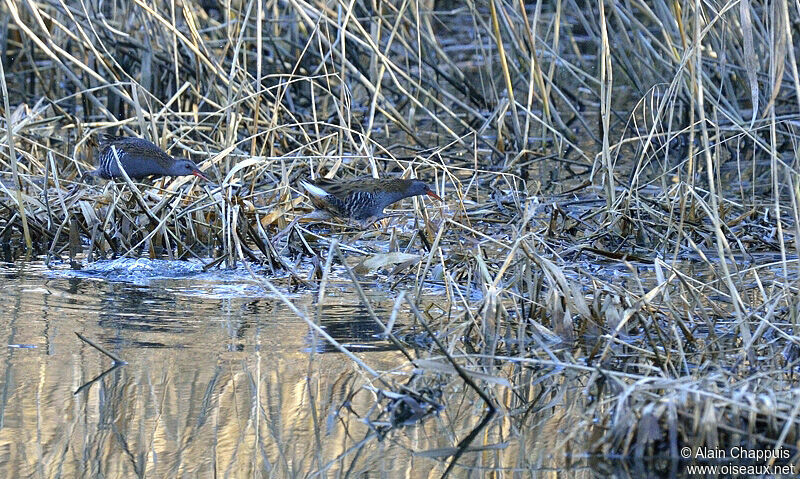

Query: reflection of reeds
[[2, 0, 800, 471]]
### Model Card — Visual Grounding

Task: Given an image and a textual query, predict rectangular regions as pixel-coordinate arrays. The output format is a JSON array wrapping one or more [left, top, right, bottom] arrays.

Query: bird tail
[[98, 133, 123, 147], [300, 179, 329, 198]]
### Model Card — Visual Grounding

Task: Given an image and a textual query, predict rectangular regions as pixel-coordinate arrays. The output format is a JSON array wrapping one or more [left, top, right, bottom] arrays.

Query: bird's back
[[302, 176, 417, 221], [100, 136, 171, 162], [311, 176, 409, 201], [96, 136, 173, 179]]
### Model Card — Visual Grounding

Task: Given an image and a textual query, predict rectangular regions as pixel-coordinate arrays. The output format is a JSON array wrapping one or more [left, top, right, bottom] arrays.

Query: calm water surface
[[0, 258, 642, 477]]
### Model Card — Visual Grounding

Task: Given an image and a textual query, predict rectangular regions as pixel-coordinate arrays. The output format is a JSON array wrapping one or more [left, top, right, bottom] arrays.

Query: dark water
[[0, 258, 677, 477]]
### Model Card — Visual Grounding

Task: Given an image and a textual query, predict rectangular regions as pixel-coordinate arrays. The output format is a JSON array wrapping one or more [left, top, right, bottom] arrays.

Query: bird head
[[173, 159, 208, 180], [409, 179, 442, 201]]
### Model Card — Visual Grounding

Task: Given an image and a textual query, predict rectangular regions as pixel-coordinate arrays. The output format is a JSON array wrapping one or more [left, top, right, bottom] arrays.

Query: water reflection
[[306, 303, 398, 354], [0, 258, 659, 477], [0, 260, 454, 476]]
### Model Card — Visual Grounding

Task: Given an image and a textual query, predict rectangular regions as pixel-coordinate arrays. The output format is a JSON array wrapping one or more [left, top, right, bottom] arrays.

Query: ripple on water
[[32, 258, 408, 354], [46, 258, 295, 299]]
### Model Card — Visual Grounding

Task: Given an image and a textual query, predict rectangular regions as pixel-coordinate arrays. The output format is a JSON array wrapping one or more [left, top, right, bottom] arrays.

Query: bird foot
[[274, 210, 334, 241], [304, 210, 333, 222], [348, 218, 374, 230], [351, 213, 402, 230]]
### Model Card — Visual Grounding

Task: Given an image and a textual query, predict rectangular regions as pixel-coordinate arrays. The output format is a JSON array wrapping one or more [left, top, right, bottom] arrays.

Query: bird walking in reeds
[[85, 135, 207, 181], [299, 176, 442, 229]]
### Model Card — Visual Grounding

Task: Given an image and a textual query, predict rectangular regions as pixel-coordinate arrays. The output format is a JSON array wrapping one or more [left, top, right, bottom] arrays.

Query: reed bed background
[[2, 0, 800, 469]]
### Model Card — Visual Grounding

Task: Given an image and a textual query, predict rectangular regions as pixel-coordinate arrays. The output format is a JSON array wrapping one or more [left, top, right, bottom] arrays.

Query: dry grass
[[2, 0, 800, 471]]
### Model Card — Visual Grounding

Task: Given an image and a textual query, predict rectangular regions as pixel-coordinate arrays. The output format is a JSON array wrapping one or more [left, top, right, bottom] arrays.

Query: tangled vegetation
[[2, 0, 800, 473]]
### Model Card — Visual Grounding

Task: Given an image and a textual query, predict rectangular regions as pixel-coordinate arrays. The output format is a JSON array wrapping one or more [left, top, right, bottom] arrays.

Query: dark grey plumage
[[300, 176, 441, 227], [88, 135, 206, 180]]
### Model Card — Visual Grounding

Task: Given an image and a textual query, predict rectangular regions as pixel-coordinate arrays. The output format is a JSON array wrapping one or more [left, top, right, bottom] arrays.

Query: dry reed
[[1, 0, 800, 472]]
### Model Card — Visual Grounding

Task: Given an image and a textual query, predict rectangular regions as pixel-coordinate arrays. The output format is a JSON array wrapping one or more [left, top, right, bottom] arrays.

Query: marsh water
[[0, 258, 421, 475], [0, 257, 568, 477], [0, 254, 787, 477]]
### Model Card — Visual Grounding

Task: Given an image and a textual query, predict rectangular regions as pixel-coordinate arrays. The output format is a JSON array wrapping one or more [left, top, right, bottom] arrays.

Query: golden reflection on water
[[0, 261, 607, 478]]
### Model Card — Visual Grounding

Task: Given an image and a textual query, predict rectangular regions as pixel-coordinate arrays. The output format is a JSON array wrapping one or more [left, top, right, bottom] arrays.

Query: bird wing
[[310, 176, 389, 200]]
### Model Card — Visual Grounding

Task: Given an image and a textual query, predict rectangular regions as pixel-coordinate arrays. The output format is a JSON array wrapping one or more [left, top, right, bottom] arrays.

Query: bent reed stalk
[[0, 0, 799, 463]]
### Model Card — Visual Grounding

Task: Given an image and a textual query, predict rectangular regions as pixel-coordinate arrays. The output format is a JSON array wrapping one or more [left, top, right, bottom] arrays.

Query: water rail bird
[[87, 135, 207, 181], [299, 176, 442, 228]]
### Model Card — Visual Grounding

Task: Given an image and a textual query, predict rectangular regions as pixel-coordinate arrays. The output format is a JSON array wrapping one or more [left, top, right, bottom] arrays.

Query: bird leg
[[273, 216, 300, 242], [353, 212, 403, 230], [350, 217, 373, 230], [306, 209, 333, 221], [274, 210, 331, 241]]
